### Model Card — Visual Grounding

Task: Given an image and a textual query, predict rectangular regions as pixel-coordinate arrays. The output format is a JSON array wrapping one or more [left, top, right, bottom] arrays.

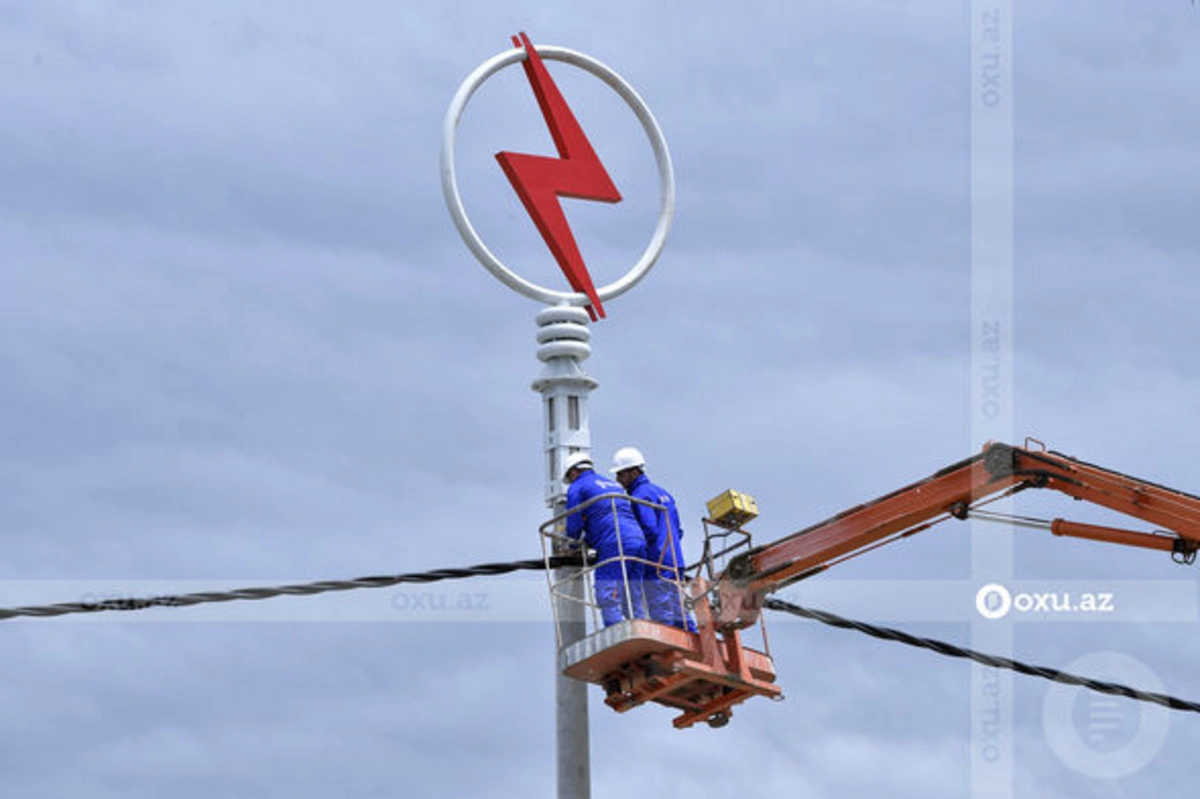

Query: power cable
[[765, 597, 1200, 714], [0, 555, 583, 621], [5, 557, 1196, 716]]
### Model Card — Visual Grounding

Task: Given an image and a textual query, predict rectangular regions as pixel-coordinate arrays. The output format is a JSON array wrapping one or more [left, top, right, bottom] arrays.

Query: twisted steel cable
[[5, 559, 1196, 716], [0, 556, 583, 621], [765, 597, 1200, 714]]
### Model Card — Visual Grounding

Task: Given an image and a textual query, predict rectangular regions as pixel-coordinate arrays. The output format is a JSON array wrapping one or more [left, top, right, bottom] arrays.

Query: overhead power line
[[0, 556, 582, 621], [764, 597, 1200, 715], [2, 558, 1194, 716]]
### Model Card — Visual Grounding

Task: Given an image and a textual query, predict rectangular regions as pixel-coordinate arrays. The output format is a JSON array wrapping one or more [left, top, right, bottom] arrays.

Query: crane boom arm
[[559, 440, 1200, 728], [714, 442, 1200, 628]]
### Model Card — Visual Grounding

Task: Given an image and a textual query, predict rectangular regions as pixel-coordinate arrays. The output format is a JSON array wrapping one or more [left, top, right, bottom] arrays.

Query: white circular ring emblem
[[440, 44, 676, 306], [975, 582, 1013, 620]]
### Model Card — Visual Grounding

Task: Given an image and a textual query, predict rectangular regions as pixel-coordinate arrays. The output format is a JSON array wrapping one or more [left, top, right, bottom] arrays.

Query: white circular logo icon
[[975, 582, 1012, 619], [440, 39, 675, 309], [1043, 651, 1170, 778]]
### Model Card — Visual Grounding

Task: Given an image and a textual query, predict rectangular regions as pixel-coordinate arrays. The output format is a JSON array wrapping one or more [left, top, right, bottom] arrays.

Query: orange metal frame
[[561, 441, 1200, 727], [714, 441, 1200, 629], [577, 601, 783, 729]]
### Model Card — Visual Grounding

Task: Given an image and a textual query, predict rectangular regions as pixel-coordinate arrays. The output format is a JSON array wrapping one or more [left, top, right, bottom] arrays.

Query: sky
[[1, 1, 1198, 797]]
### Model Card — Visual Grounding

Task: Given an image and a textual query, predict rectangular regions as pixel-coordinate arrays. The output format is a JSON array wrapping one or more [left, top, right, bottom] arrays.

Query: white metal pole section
[[532, 304, 597, 799]]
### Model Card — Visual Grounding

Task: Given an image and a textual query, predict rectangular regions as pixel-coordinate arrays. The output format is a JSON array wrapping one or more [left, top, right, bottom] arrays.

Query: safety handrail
[[540, 491, 693, 645], [539, 491, 667, 534]]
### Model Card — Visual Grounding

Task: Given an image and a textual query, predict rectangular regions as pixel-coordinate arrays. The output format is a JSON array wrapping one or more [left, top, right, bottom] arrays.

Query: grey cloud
[[2, 2, 1198, 797]]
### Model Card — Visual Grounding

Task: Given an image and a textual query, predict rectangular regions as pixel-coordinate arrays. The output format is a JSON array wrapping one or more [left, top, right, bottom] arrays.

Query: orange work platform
[[559, 619, 781, 728], [545, 441, 1200, 729]]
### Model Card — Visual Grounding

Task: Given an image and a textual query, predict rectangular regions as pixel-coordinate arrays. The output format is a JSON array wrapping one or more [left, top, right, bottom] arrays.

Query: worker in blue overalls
[[563, 452, 647, 627], [611, 447, 696, 632]]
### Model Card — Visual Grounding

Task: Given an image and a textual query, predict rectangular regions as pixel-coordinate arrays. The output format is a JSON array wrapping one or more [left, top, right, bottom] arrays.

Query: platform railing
[[540, 492, 693, 649], [686, 516, 775, 665]]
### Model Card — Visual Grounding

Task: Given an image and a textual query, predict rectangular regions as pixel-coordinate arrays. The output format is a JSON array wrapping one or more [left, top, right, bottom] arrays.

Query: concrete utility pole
[[440, 36, 675, 799], [533, 304, 597, 799]]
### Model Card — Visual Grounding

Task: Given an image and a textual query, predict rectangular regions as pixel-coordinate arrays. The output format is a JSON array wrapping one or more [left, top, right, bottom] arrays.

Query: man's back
[[627, 473, 685, 567], [564, 467, 648, 626], [566, 469, 642, 549], [624, 471, 693, 630]]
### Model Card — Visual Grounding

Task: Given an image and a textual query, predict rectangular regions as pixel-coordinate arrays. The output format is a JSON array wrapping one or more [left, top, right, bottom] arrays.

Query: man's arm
[[665, 495, 684, 542], [565, 483, 585, 541], [630, 496, 659, 540]]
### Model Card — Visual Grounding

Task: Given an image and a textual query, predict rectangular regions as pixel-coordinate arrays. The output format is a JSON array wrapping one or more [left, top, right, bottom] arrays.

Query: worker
[[563, 452, 648, 627], [610, 447, 696, 632]]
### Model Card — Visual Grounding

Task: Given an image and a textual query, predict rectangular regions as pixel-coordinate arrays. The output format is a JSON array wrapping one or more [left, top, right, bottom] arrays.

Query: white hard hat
[[562, 451, 594, 479], [609, 446, 646, 474]]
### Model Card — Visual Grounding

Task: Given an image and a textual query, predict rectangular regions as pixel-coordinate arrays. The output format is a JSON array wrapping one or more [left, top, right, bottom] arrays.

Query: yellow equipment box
[[706, 490, 759, 529]]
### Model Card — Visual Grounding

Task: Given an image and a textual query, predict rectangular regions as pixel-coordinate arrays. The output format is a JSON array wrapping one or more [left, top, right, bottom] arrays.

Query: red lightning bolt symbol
[[496, 32, 621, 321]]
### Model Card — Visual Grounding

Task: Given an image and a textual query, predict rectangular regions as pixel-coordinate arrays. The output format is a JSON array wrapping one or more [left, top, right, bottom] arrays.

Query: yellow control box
[[706, 489, 759, 529]]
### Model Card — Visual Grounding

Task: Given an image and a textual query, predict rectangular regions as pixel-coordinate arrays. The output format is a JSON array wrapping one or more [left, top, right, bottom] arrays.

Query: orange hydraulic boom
[[552, 440, 1200, 728], [710, 440, 1200, 631]]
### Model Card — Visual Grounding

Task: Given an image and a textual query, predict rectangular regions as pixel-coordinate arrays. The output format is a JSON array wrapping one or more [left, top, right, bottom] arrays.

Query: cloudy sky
[[2, 1, 1198, 797]]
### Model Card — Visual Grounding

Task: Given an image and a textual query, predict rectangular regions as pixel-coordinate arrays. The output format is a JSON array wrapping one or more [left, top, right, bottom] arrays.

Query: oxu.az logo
[[975, 583, 1115, 619]]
